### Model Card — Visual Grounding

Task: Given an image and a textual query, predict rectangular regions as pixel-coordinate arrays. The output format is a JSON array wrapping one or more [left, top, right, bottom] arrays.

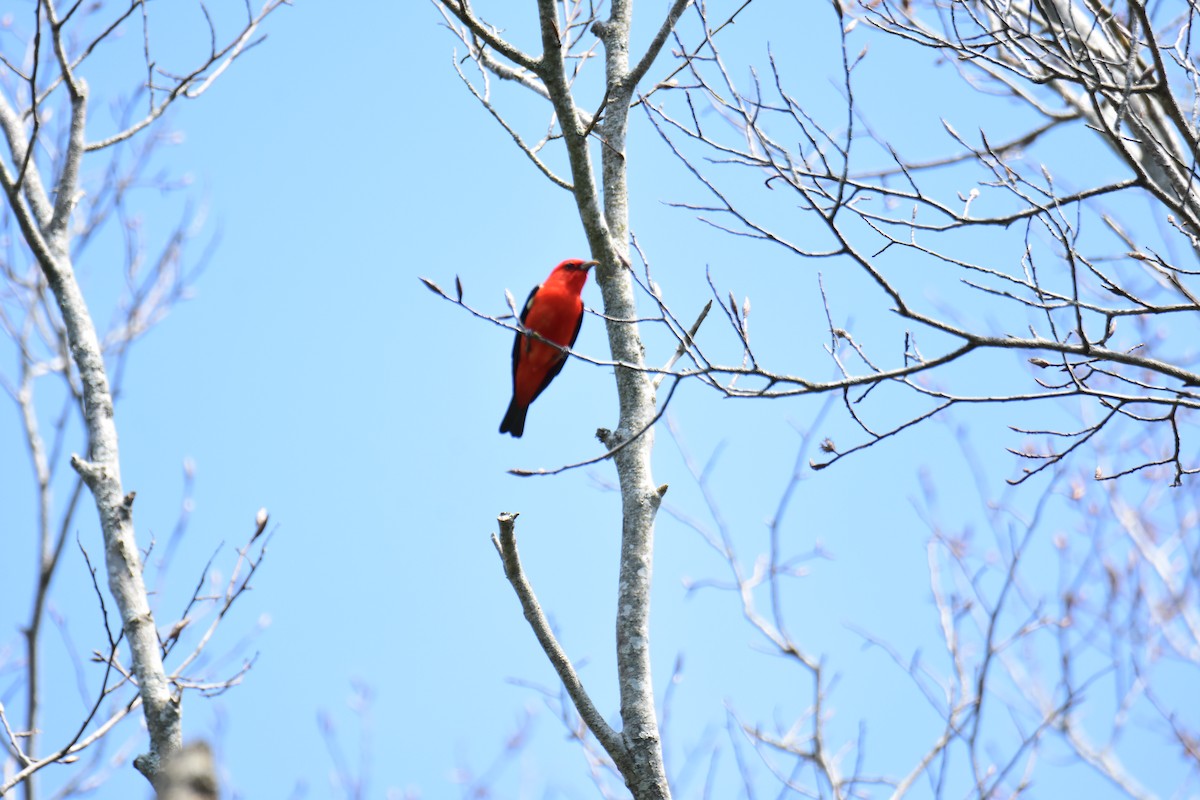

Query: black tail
[[499, 399, 527, 437]]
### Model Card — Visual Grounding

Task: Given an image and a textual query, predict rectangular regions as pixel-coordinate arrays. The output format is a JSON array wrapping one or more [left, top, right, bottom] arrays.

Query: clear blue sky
[[1, 2, 1190, 798]]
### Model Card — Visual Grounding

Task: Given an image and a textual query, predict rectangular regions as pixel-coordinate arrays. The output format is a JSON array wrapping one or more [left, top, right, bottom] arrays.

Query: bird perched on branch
[[500, 258, 598, 437]]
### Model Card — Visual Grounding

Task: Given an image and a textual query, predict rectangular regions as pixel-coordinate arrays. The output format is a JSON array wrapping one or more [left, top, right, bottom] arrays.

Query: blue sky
[[1, 2, 1193, 798]]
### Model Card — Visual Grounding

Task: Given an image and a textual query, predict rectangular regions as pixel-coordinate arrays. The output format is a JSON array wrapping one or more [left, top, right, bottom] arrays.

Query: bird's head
[[551, 258, 599, 293]]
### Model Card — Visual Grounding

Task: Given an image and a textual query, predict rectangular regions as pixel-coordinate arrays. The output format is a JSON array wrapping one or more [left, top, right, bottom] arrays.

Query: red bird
[[500, 258, 598, 437]]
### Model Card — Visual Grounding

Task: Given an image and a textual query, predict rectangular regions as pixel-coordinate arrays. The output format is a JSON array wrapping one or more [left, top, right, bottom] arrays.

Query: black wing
[[510, 284, 540, 386]]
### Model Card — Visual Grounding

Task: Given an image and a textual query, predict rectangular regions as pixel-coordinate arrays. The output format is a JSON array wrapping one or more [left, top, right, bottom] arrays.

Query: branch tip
[[419, 276, 446, 297]]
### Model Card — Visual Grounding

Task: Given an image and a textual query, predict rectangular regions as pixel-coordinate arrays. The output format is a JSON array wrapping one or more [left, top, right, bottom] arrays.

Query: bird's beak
[[583, 260, 600, 270]]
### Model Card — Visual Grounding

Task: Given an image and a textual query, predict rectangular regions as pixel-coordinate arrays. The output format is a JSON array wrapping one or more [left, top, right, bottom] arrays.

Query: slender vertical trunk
[[594, 4, 669, 795]]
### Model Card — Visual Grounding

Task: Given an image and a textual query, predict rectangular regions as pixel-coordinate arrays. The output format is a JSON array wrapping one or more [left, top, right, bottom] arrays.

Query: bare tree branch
[[492, 513, 629, 767], [1, 2, 284, 790]]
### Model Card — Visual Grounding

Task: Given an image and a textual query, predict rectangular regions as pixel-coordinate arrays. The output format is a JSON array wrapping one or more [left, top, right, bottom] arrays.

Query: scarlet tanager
[[499, 258, 598, 437]]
